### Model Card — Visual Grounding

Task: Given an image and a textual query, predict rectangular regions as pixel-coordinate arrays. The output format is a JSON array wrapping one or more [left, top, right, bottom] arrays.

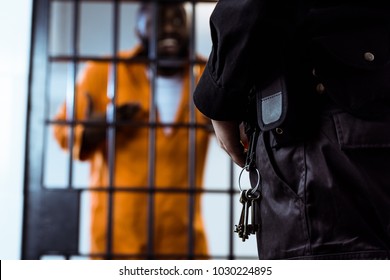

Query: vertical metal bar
[[23, 0, 82, 260], [65, 61, 75, 187], [146, 0, 158, 259], [105, 0, 120, 259], [40, 2, 52, 190], [41, 79, 51, 190], [22, 0, 50, 259], [187, 0, 197, 259], [66, 0, 80, 190], [66, 0, 82, 260], [228, 161, 235, 259]]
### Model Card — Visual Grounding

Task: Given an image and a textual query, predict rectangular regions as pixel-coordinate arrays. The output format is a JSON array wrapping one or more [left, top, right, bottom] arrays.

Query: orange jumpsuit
[[53, 45, 210, 259]]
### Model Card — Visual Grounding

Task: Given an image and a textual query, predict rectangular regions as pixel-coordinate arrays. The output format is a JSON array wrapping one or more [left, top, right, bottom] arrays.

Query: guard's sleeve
[[193, 0, 265, 121]]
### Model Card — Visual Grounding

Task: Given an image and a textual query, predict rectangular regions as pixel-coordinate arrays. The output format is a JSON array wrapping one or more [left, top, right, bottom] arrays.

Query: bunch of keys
[[234, 123, 261, 241], [234, 188, 261, 241]]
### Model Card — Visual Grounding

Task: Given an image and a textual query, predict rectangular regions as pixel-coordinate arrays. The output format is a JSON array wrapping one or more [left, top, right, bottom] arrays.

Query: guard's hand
[[211, 119, 248, 168]]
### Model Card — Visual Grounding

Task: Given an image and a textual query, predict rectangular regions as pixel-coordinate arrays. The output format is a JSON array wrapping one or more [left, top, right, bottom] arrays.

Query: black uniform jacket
[[194, 0, 390, 259], [194, 0, 390, 121]]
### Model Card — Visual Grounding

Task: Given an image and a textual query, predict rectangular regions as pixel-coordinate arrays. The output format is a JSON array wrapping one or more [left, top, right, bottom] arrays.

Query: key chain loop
[[238, 165, 261, 195]]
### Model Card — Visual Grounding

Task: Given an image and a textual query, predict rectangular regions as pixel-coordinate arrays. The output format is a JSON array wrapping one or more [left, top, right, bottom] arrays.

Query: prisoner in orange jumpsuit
[[53, 3, 211, 259]]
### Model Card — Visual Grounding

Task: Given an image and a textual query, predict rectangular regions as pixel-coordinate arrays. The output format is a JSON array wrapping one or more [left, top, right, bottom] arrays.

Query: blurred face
[[137, 4, 189, 59]]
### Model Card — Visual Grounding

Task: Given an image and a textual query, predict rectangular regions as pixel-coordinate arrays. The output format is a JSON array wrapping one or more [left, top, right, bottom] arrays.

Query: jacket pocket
[[333, 112, 390, 149], [311, 25, 390, 119]]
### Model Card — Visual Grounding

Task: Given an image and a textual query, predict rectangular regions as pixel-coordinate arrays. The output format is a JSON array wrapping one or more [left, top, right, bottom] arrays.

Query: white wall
[[0, 0, 32, 259]]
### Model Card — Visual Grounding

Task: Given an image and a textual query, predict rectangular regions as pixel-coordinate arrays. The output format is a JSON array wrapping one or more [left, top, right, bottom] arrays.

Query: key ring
[[238, 164, 261, 195]]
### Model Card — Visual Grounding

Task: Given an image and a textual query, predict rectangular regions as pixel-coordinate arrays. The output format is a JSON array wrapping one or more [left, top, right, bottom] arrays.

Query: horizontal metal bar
[[49, 55, 207, 65], [46, 119, 213, 130], [43, 186, 239, 195]]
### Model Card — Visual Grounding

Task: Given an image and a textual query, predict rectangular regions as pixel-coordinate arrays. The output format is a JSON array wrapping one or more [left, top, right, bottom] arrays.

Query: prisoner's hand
[[211, 119, 248, 168], [116, 103, 141, 122]]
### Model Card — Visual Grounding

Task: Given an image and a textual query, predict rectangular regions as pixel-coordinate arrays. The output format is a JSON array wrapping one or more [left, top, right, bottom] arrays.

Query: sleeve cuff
[[193, 65, 248, 121]]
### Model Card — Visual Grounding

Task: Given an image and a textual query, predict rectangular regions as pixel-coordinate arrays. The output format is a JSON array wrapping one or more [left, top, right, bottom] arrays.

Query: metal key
[[234, 189, 260, 241], [234, 191, 249, 241], [242, 189, 258, 239], [234, 191, 245, 240], [247, 190, 260, 235], [242, 190, 251, 240]]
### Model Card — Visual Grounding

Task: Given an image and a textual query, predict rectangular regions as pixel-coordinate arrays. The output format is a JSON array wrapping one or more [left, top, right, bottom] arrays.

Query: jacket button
[[316, 83, 325, 94], [364, 52, 375, 62]]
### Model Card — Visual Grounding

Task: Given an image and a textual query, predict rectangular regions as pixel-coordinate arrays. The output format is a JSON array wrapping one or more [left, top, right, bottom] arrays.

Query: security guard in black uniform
[[194, 0, 390, 259]]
